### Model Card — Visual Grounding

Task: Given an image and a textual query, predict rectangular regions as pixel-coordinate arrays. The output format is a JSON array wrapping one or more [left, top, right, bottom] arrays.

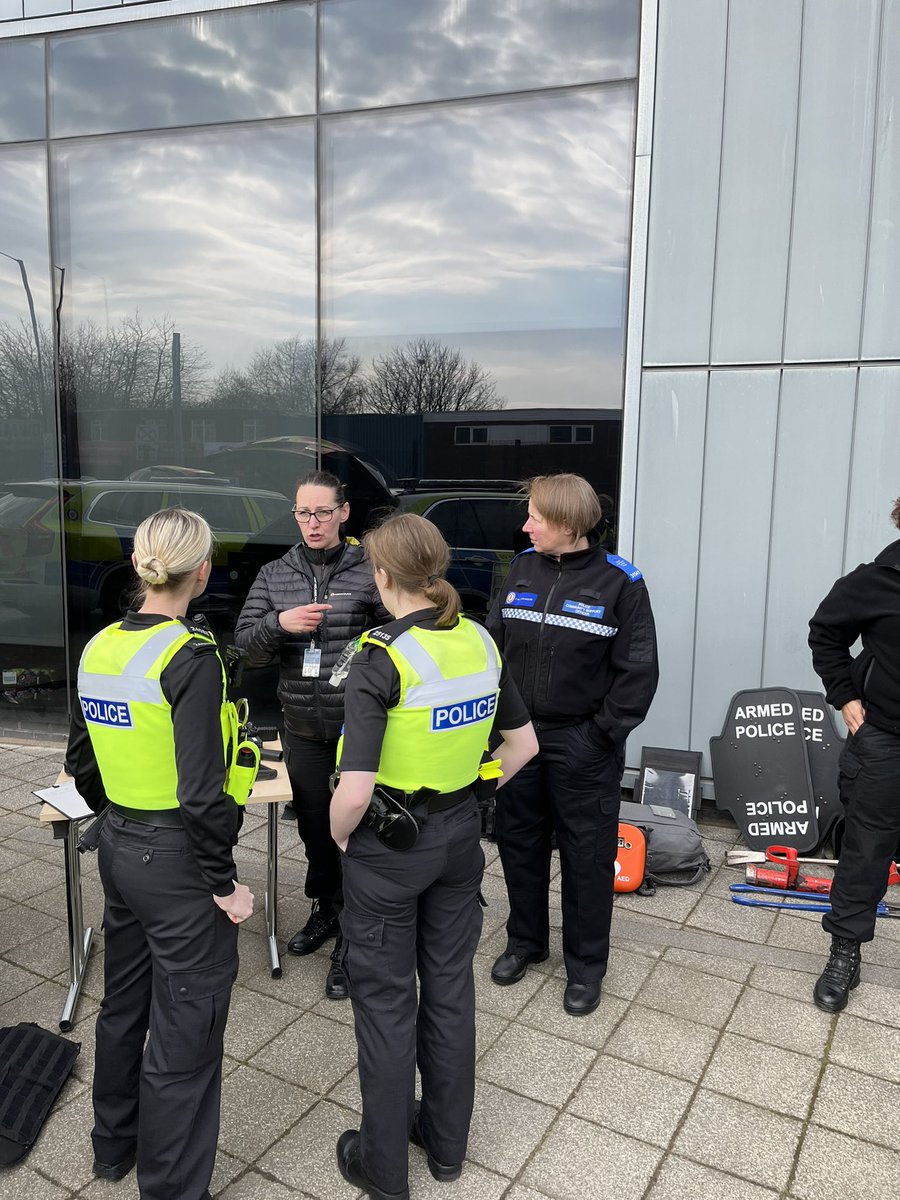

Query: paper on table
[[33, 781, 94, 821]]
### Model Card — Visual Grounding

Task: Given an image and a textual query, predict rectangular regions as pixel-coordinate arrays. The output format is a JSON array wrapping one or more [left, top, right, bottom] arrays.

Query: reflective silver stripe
[[469, 618, 501, 667], [76, 672, 164, 703], [123, 621, 190, 676], [405, 668, 502, 709], [390, 628, 443, 684], [501, 608, 617, 637]]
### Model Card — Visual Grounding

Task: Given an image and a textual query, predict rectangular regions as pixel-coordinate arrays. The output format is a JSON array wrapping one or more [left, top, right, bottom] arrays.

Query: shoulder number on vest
[[606, 553, 643, 582]]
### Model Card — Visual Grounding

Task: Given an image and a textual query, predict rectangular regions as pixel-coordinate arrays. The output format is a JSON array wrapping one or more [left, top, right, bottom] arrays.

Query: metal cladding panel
[[845, 366, 900, 569], [629, 370, 708, 763], [642, 0, 727, 365], [862, 0, 900, 359], [784, 0, 880, 361], [763, 368, 856, 691], [711, 0, 802, 364], [691, 370, 780, 776]]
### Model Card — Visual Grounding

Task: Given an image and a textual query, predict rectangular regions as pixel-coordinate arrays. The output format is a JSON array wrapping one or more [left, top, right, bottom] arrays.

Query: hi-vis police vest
[[77, 620, 232, 810], [344, 616, 503, 794]]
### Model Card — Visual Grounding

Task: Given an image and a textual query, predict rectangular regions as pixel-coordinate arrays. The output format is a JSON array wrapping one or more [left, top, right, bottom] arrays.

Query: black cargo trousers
[[496, 722, 623, 984], [92, 812, 239, 1200], [284, 736, 343, 909], [340, 794, 484, 1198], [825, 724, 900, 943]]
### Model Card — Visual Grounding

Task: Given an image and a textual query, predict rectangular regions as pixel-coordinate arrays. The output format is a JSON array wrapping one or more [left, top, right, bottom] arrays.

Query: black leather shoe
[[287, 900, 339, 956], [336, 1129, 408, 1200], [92, 1150, 136, 1181], [564, 980, 601, 1016], [410, 1101, 462, 1182], [490, 948, 549, 986], [325, 935, 349, 1001], [814, 936, 861, 1013]]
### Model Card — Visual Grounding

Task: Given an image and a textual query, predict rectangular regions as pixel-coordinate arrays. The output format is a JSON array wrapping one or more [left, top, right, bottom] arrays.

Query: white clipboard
[[33, 781, 94, 821]]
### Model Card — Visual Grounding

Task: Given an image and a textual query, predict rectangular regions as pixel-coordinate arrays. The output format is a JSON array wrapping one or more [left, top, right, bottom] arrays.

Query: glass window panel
[[0, 0, 25, 20], [321, 0, 639, 111], [471, 497, 525, 550], [23, 0, 67, 16], [49, 2, 316, 138], [0, 39, 45, 143], [0, 144, 67, 721], [323, 86, 634, 512], [51, 120, 316, 651]]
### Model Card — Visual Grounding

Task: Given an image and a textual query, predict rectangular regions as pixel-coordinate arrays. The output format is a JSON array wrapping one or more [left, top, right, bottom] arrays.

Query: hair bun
[[137, 555, 169, 586]]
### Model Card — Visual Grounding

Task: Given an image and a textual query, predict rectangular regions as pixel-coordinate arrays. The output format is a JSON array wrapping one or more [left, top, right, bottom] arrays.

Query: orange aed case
[[614, 822, 647, 893]]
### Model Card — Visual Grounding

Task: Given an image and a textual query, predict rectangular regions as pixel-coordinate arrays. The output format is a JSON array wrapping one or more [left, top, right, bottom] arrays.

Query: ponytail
[[423, 576, 461, 628]]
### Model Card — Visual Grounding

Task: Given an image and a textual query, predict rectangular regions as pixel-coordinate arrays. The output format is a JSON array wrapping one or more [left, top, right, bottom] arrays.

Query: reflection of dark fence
[[322, 413, 423, 482]]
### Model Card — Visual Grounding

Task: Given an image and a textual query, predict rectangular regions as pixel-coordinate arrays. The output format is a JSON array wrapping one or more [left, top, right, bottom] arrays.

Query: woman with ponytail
[[329, 512, 537, 1200]]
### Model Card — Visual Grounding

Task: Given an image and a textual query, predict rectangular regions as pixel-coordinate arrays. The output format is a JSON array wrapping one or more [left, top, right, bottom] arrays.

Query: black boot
[[813, 936, 861, 1013]]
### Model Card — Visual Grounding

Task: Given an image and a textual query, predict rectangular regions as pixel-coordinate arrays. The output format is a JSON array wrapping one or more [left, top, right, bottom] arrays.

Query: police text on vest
[[81, 696, 133, 727], [431, 694, 497, 732]]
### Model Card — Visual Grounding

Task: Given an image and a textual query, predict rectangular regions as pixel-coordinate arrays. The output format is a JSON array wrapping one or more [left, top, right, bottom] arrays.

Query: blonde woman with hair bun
[[65, 506, 253, 1200]]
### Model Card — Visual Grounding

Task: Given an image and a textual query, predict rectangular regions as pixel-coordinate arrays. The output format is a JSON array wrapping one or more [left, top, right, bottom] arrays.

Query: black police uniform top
[[485, 532, 658, 747], [65, 611, 242, 897], [809, 537, 900, 735], [339, 609, 531, 773]]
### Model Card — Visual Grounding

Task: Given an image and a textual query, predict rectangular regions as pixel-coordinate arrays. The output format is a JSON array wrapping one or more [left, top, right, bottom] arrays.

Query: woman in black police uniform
[[808, 495, 900, 1012], [235, 470, 387, 999], [66, 507, 253, 1200], [330, 513, 537, 1200], [486, 474, 658, 1016]]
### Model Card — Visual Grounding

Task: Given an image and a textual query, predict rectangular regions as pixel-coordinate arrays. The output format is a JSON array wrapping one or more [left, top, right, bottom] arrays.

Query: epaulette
[[363, 626, 395, 647], [510, 547, 535, 562], [606, 552, 643, 582]]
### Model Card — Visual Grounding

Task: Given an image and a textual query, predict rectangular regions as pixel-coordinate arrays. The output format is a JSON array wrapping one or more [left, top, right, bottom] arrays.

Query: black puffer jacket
[[809, 538, 900, 734], [234, 538, 387, 741]]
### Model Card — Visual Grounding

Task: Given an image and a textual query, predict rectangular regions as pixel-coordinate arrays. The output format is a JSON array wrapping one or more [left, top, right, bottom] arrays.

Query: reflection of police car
[[397, 482, 524, 616], [0, 478, 286, 619]]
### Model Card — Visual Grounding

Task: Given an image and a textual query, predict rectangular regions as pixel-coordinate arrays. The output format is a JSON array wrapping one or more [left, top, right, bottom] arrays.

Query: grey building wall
[[622, 0, 900, 778]]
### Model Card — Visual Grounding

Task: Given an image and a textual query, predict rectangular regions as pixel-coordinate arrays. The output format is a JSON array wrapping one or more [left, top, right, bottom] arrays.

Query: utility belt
[[363, 784, 476, 852], [109, 802, 184, 828]]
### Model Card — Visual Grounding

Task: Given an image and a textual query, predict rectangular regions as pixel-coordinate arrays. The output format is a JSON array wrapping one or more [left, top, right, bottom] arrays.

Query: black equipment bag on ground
[[619, 800, 711, 890], [0, 1022, 80, 1165]]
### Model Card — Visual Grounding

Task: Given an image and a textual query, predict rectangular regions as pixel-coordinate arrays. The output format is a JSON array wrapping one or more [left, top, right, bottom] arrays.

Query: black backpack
[[618, 800, 711, 890]]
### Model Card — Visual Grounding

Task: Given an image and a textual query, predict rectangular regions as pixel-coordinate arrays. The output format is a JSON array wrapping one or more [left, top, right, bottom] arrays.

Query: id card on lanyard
[[303, 574, 322, 677]]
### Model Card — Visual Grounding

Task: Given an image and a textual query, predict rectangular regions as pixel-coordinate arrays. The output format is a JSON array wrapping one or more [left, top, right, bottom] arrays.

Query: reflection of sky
[[321, 0, 639, 110], [0, 39, 45, 143], [49, 2, 316, 138], [0, 145, 52, 327], [324, 87, 634, 406], [53, 122, 316, 371]]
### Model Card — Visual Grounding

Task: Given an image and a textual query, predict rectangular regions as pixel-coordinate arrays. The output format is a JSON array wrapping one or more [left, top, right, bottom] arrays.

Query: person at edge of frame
[[234, 469, 388, 1000], [329, 511, 538, 1200], [65, 506, 254, 1200], [807, 494, 900, 1013], [485, 473, 659, 1016]]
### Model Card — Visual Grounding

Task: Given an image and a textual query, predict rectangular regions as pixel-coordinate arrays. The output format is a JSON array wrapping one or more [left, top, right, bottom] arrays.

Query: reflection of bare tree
[[363, 337, 502, 414], [209, 335, 365, 415], [58, 314, 209, 410], [0, 317, 54, 416]]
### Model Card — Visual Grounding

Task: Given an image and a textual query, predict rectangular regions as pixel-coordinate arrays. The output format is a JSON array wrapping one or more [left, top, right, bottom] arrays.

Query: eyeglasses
[[291, 504, 342, 524]]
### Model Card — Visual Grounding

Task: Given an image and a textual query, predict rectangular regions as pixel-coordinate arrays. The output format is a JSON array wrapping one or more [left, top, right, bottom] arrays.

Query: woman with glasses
[[235, 470, 387, 1000]]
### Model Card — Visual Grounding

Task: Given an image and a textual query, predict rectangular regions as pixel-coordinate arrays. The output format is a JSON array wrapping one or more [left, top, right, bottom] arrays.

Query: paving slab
[[249, 1011, 359, 1094], [635, 959, 742, 1028], [702, 1032, 820, 1119], [568, 1055, 695, 1146], [811, 1063, 900, 1151], [726, 985, 832, 1058], [673, 1089, 803, 1191], [522, 1113, 662, 1200], [219, 1065, 318, 1162], [517, 976, 629, 1049], [645, 1155, 780, 1200], [258, 1099, 366, 1199], [466, 1079, 557, 1176], [792, 1124, 900, 1200], [603, 1004, 719, 1083], [476, 1022, 595, 1106]]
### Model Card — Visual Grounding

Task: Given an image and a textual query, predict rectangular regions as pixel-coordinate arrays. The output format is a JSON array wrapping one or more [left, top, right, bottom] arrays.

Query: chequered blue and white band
[[501, 608, 617, 637]]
